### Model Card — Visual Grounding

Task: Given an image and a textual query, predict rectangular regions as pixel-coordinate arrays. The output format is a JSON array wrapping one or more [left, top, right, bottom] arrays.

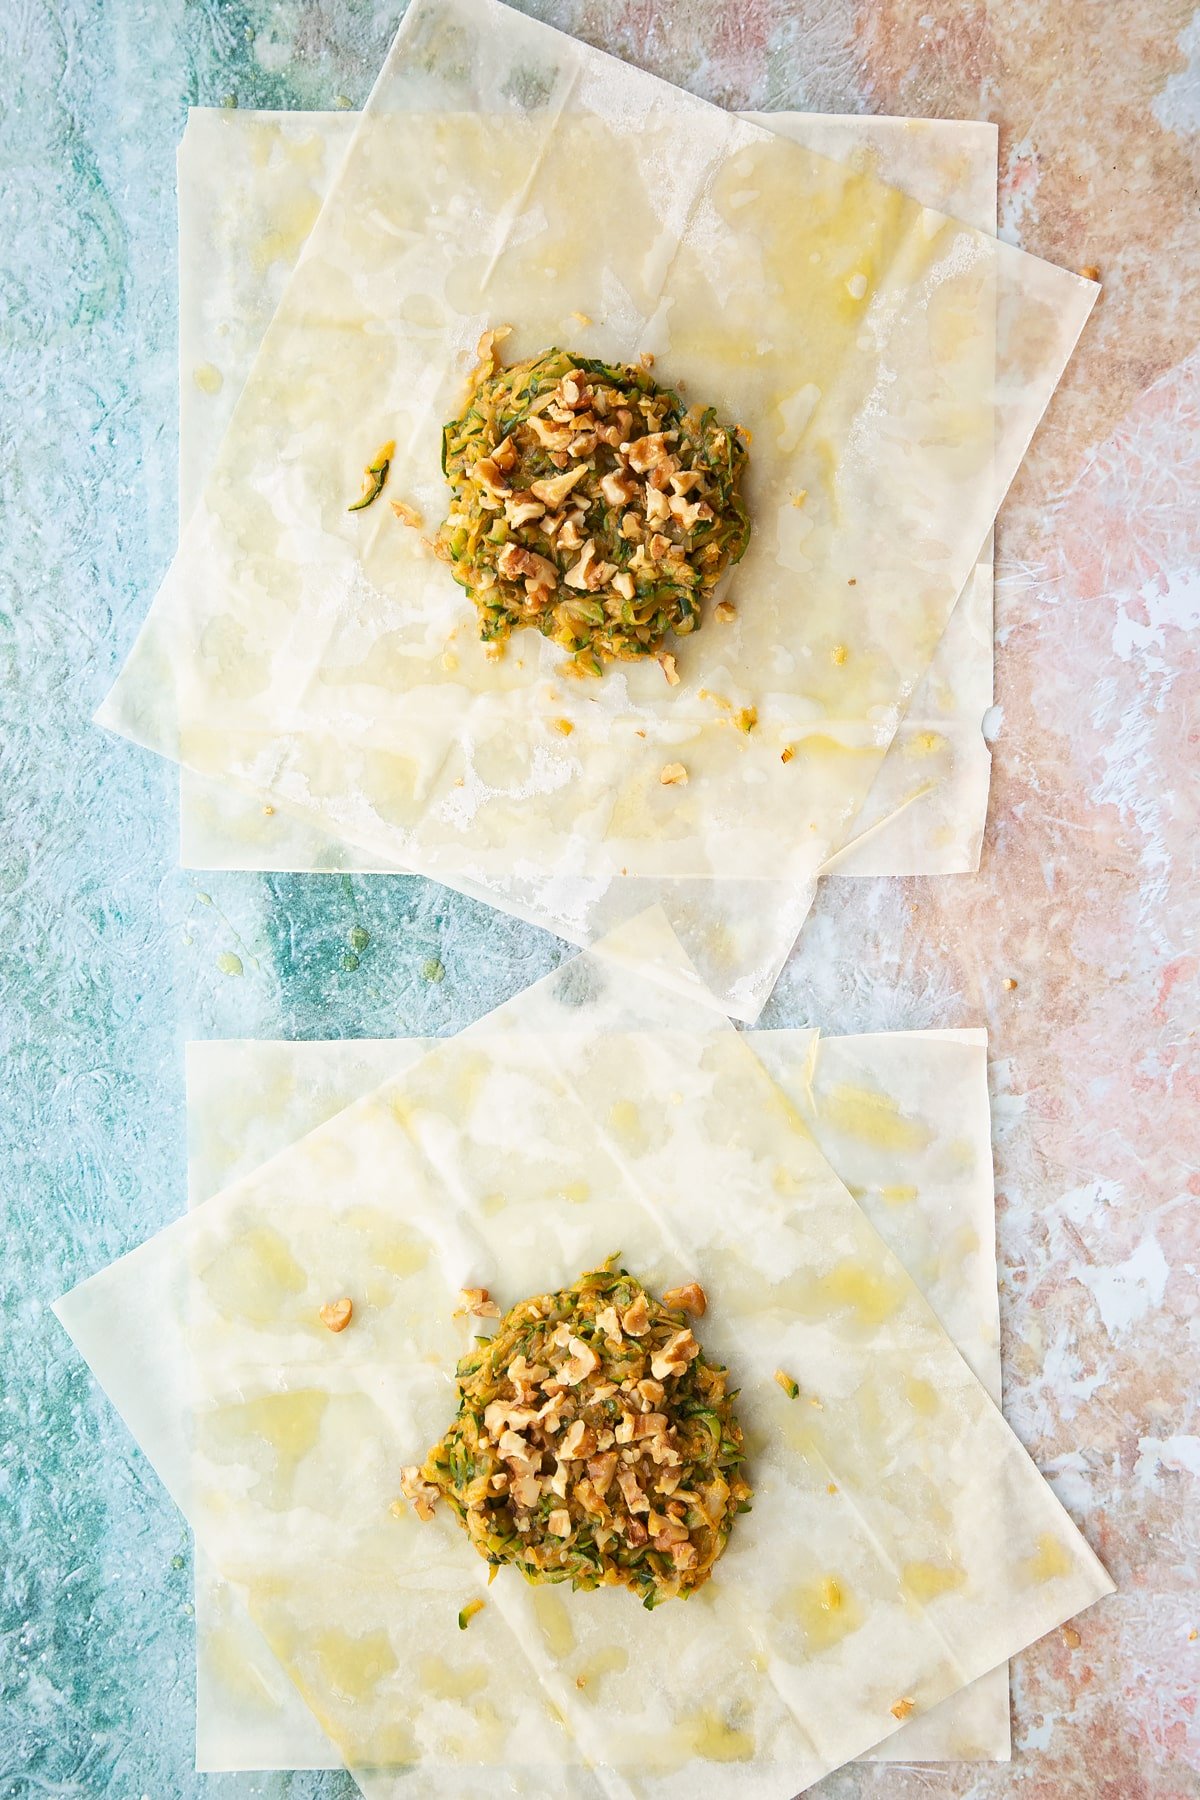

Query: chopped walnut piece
[[456, 1286, 502, 1319], [714, 599, 736, 623], [669, 494, 715, 531], [648, 530, 672, 561], [661, 1282, 707, 1318], [587, 1451, 618, 1494], [505, 492, 546, 528], [596, 1305, 622, 1340], [651, 1329, 700, 1380], [636, 1377, 665, 1406], [585, 559, 618, 593], [497, 542, 556, 590], [564, 538, 598, 590], [390, 499, 424, 529], [560, 1418, 597, 1460], [475, 455, 511, 495], [531, 465, 589, 507], [659, 762, 688, 787], [399, 1465, 439, 1520], [599, 468, 638, 508], [621, 1292, 651, 1335], [659, 653, 680, 687], [617, 1467, 650, 1514], [509, 1354, 550, 1392], [511, 1471, 542, 1508], [548, 1507, 573, 1538], [633, 1411, 669, 1440], [626, 433, 676, 474], [644, 486, 671, 526], [319, 1297, 353, 1333], [562, 1335, 600, 1384]]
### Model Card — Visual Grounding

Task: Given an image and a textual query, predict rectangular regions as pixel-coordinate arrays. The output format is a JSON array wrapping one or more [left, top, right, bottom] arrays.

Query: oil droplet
[[193, 362, 223, 394], [818, 1082, 931, 1152], [314, 1626, 398, 1703], [782, 1575, 863, 1650], [200, 1224, 305, 1323], [341, 952, 360, 972], [819, 1260, 903, 1325], [902, 1560, 965, 1602], [422, 957, 445, 983], [1025, 1533, 1072, 1584], [910, 729, 946, 757], [531, 1589, 574, 1658], [903, 1375, 939, 1416], [349, 925, 370, 952], [683, 1711, 755, 1763], [880, 1183, 918, 1205], [216, 952, 243, 977], [572, 1647, 628, 1698], [419, 1654, 486, 1700], [607, 1099, 650, 1154]]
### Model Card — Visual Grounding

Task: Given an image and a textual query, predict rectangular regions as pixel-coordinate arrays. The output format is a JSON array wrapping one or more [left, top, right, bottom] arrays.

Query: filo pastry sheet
[[56, 913, 1111, 1796], [99, 0, 1094, 1019], [183, 1025, 1007, 1773], [175, 106, 995, 889]]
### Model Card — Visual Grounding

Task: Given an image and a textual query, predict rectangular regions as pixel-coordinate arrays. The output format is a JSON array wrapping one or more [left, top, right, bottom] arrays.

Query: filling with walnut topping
[[435, 336, 751, 677], [402, 1263, 752, 1607]]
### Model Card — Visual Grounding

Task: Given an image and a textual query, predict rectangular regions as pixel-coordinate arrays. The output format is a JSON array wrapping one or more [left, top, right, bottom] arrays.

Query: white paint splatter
[[999, 136, 1041, 246], [1134, 1434, 1200, 1490], [1077, 1235, 1170, 1337], [1153, 11, 1200, 134]]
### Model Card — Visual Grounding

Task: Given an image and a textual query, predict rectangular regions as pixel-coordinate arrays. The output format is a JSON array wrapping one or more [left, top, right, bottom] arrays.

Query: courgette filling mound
[[401, 1265, 752, 1607], [435, 335, 751, 677]]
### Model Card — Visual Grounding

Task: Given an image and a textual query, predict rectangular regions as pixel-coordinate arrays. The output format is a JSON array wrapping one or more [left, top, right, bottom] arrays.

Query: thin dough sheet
[[56, 914, 1111, 1796], [176, 108, 996, 886], [184, 1026, 1007, 1772], [100, 0, 1093, 1018]]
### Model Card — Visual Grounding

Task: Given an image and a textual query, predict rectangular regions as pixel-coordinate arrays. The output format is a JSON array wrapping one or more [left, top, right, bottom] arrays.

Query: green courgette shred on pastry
[[400, 1263, 752, 1608], [434, 332, 752, 678]]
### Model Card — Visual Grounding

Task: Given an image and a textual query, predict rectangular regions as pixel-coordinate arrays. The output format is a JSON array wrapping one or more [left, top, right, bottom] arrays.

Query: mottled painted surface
[[2, 3, 1196, 1799]]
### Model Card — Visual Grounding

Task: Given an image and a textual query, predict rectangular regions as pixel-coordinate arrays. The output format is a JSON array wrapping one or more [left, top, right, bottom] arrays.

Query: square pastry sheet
[[184, 1024, 1007, 1772], [175, 107, 996, 888], [100, 0, 1094, 1018], [56, 915, 1111, 1796]]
